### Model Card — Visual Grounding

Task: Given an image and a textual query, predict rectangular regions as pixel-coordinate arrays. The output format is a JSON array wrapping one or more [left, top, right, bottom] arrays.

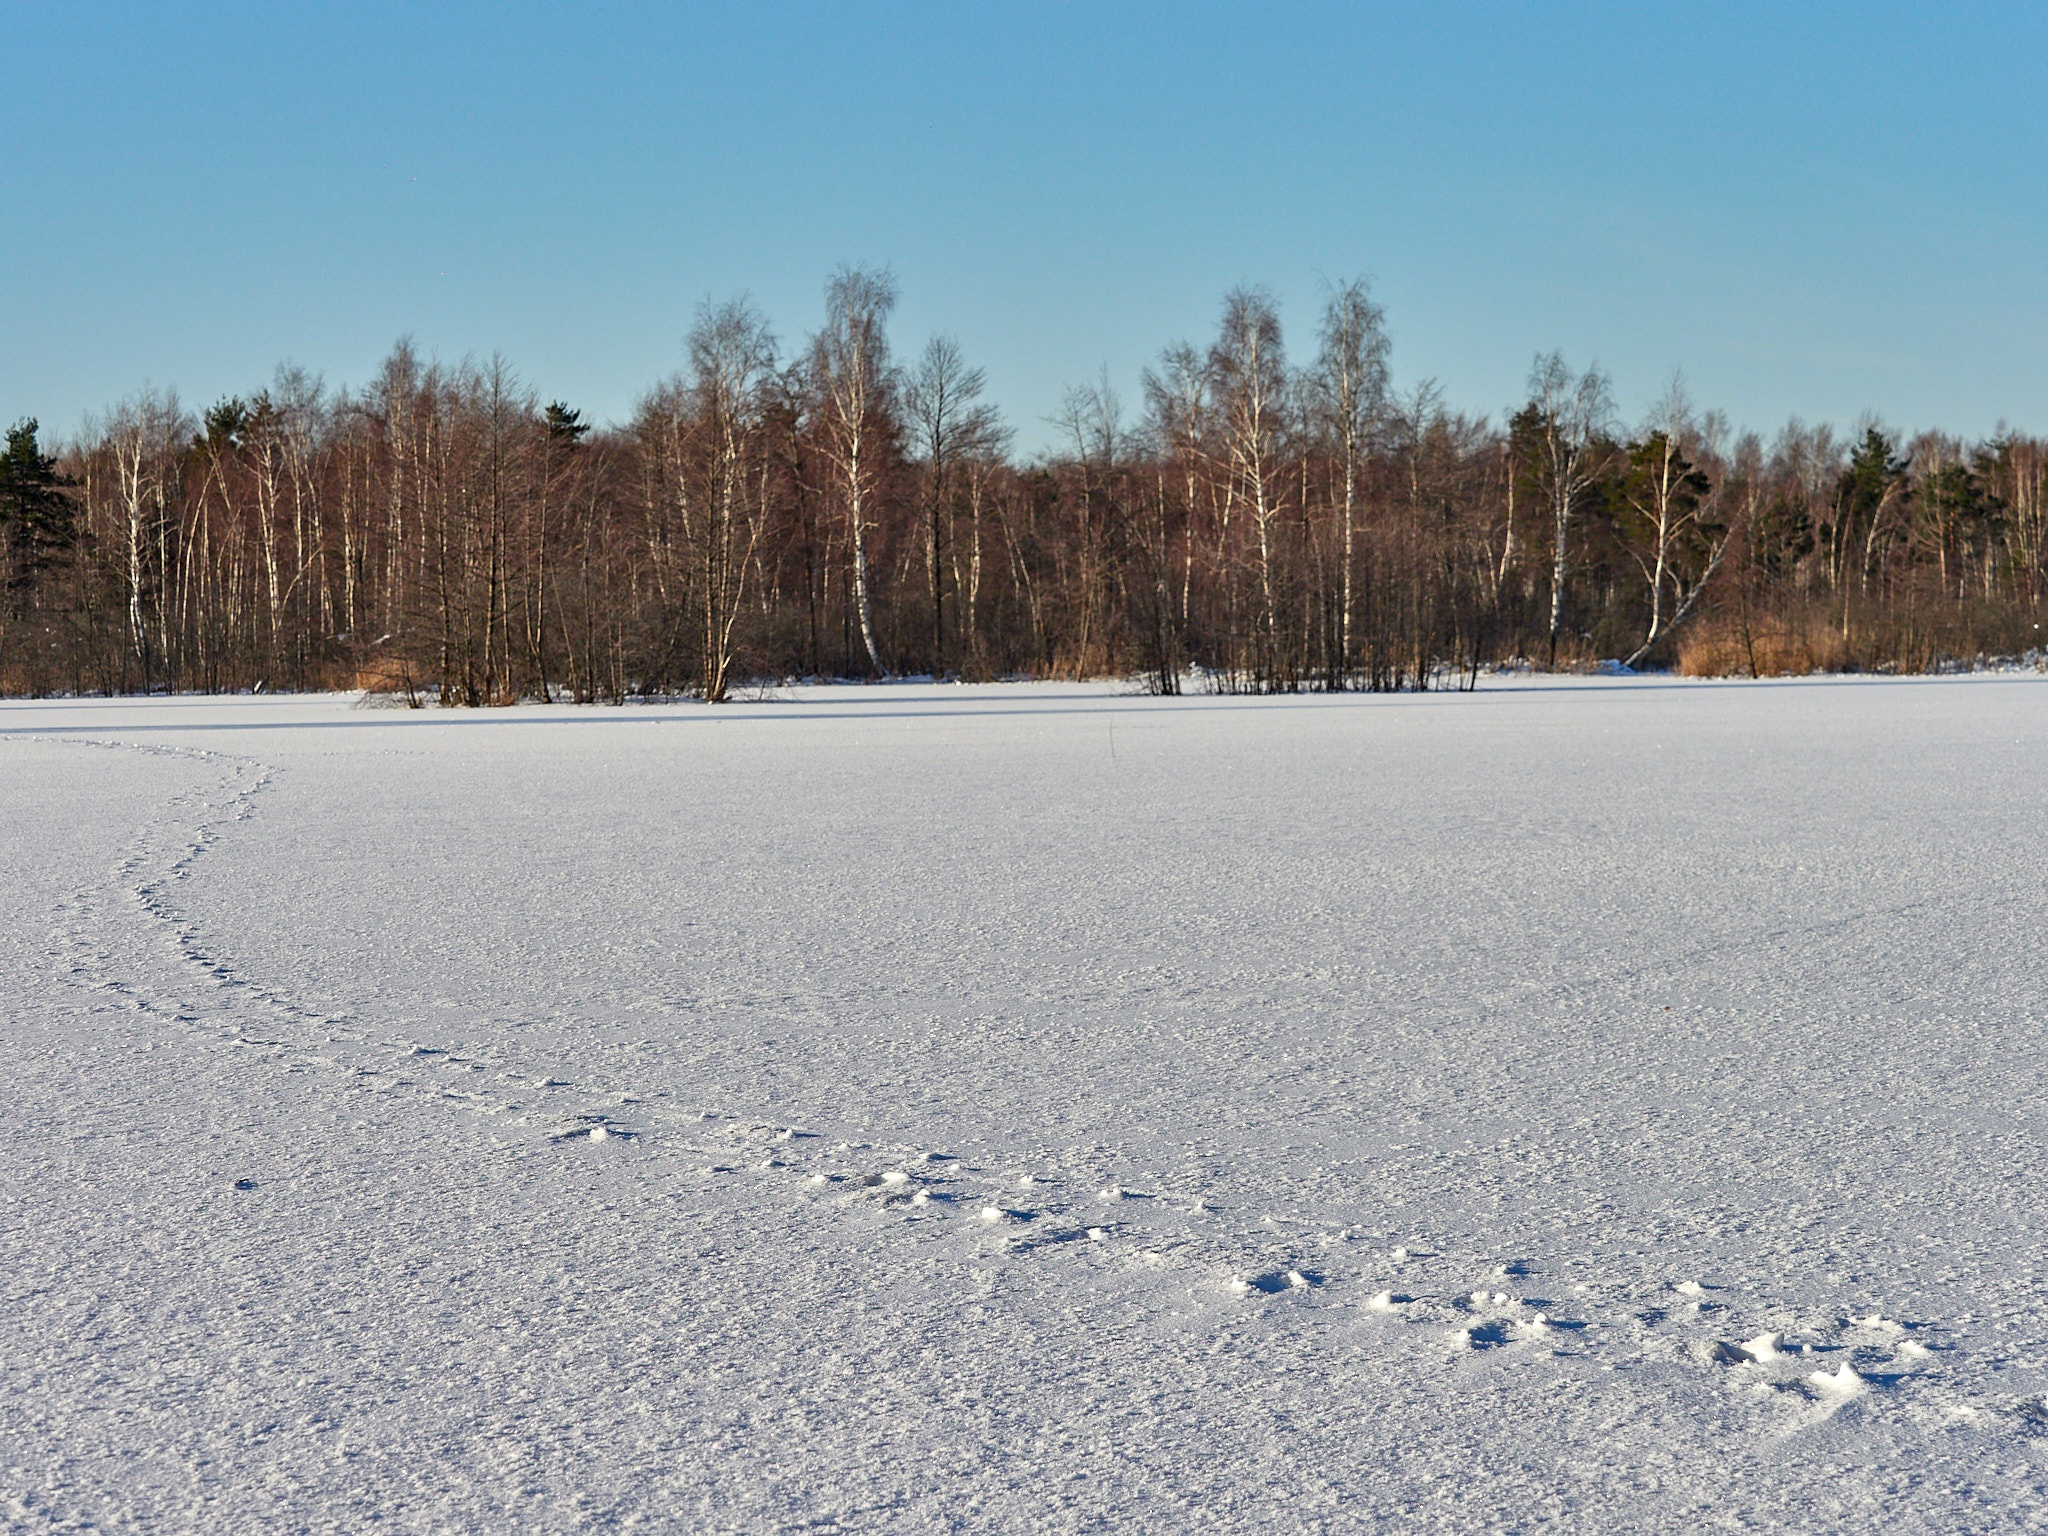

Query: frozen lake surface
[[4, 676, 2046, 1532]]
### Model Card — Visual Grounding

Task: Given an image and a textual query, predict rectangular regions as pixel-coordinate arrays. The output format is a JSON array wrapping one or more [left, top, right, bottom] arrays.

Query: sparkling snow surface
[[5, 677, 2047, 1532]]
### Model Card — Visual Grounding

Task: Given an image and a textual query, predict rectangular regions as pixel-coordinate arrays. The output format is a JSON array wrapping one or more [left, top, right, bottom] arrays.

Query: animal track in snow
[[24, 729, 2045, 1448], [647, 1117, 2048, 1439], [28, 734, 680, 1141]]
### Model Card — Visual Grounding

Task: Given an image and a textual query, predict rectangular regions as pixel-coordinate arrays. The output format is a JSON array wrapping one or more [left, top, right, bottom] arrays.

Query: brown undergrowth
[[1678, 622, 1851, 677]]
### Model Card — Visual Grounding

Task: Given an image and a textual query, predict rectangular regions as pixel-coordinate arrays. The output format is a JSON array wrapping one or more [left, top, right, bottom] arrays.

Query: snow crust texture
[[4, 677, 2048, 1532]]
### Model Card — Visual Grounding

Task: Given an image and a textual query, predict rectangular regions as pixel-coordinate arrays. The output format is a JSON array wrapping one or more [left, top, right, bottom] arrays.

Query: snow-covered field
[[5, 676, 2047, 1532]]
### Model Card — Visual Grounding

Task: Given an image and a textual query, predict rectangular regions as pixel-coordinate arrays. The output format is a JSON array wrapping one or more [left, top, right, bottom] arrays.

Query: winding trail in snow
[[16, 726, 2036, 1449]]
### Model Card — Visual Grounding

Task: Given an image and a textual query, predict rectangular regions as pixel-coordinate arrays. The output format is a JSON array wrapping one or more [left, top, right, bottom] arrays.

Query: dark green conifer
[[0, 418, 77, 593]]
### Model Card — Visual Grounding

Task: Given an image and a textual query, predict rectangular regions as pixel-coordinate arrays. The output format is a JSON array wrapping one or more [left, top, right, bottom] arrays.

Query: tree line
[[4, 267, 2044, 701]]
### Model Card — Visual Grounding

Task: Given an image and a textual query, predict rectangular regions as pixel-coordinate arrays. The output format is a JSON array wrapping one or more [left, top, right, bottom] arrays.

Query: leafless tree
[[1309, 278, 1390, 679], [96, 389, 191, 684], [19, 268, 2048, 700], [1209, 287, 1292, 685], [1621, 375, 1728, 668], [812, 265, 898, 677], [905, 334, 1000, 675], [1142, 341, 1209, 649], [686, 296, 777, 701], [1524, 351, 1615, 665]]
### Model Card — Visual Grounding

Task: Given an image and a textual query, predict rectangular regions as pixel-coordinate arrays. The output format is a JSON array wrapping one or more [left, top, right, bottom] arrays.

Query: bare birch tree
[[812, 266, 897, 677], [1523, 351, 1614, 665], [1142, 342, 1210, 657], [686, 296, 777, 702], [99, 389, 190, 684], [1209, 287, 1291, 685], [1621, 376, 1726, 667], [1309, 279, 1390, 681]]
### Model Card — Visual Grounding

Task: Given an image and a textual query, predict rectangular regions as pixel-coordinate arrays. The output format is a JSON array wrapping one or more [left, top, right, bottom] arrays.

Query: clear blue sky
[[5, 1, 2043, 452]]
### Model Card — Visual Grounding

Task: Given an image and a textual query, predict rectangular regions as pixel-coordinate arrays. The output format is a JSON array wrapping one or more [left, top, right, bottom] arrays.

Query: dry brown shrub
[[1678, 621, 1849, 677], [349, 655, 421, 694]]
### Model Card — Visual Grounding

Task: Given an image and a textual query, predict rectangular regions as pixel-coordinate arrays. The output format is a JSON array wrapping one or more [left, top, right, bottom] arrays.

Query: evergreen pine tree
[[0, 419, 77, 598]]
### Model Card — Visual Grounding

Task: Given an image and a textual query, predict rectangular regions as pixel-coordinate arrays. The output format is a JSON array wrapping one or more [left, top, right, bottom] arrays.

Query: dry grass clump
[[1678, 622, 1850, 677], [349, 655, 424, 696]]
